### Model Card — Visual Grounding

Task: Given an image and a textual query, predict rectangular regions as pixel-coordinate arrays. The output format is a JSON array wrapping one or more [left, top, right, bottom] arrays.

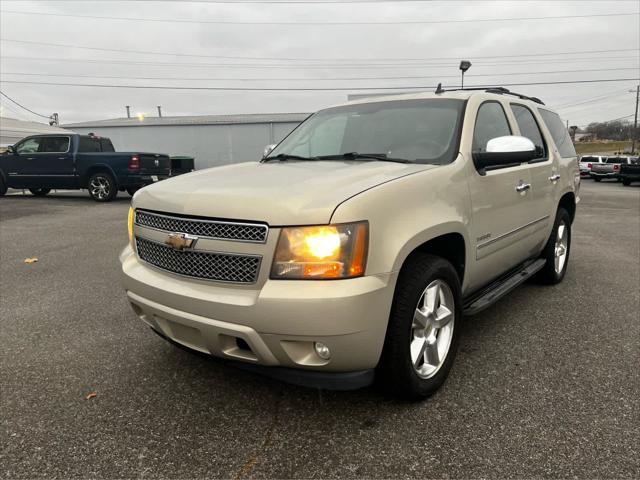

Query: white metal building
[[0, 117, 74, 147], [63, 113, 308, 169]]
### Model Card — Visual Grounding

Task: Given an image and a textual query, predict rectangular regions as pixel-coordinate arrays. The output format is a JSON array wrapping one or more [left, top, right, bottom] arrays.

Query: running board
[[462, 258, 546, 316]]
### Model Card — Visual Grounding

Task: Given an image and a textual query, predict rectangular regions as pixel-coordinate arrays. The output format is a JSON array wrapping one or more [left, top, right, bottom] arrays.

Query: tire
[[536, 208, 571, 285], [29, 188, 51, 197], [622, 179, 631, 186], [0, 176, 7, 196], [87, 172, 117, 202], [377, 253, 462, 400], [126, 187, 140, 196], [593, 177, 602, 182]]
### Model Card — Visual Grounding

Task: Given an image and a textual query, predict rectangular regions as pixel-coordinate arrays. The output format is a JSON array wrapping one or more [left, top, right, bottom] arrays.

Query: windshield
[[269, 99, 465, 164]]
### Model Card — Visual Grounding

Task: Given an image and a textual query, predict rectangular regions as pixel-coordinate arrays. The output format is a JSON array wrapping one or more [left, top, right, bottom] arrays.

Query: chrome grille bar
[[135, 210, 268, 243]]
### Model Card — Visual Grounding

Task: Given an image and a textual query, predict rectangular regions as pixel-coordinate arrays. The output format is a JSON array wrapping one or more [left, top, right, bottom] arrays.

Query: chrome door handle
[[515, 182, 531, 192], [549, 174, 561, 182], [58, 157, 67, 160], [27, 157, 35, 160]]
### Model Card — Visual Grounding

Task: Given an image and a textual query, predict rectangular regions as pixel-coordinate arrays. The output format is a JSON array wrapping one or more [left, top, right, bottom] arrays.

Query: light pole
[[631, 85, 639, 154], [459, 60, 472, 90]]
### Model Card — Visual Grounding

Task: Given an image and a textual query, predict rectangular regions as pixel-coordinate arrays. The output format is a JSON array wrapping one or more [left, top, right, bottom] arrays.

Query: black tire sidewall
[[88, 172, 117, 202], [0, 176, 7, 196], [378, 253, 462, 400]]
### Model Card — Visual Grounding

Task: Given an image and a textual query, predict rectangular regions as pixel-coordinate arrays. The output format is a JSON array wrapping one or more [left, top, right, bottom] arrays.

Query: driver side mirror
[[6, 145, 16, 155], [473, 135, 536, 172], [262, 144, 276, 159]]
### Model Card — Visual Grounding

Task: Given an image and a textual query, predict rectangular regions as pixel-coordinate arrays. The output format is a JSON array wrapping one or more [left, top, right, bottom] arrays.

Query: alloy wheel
[[554, 220, 568, 274], [410, 279, 455, 379], [90, 176, 110, 200]]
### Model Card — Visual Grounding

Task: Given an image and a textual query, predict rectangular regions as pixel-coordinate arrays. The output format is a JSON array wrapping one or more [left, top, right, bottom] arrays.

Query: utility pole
[[632, 85, 639, 154], [125, 105, 131, 118]]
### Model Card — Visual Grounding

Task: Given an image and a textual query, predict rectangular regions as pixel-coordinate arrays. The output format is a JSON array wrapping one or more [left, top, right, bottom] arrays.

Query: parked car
[[579, 155, 604, 177], [0, 134, 170, 201], [120, 87, 579, 399], [618, 156, 640, 185], [590, 156, 633, 182]]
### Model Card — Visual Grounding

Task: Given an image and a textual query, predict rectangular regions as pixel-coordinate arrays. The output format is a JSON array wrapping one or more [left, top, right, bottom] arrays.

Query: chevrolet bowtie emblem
[[165, 233, 198, 251]]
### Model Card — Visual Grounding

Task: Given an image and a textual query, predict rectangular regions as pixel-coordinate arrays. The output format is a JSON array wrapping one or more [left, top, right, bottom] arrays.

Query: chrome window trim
[[134, 235, 262, 284], [135, 209, 269, 244], [477, 215, 550, 249]]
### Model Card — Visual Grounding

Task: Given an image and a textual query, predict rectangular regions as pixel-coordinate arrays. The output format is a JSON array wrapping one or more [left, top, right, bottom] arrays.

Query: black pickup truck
[[618, 156, 640, 186], [0, 133, 170, 201]]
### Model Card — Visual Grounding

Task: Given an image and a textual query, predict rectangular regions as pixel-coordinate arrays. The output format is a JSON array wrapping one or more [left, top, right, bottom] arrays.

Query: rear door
[[466, 100, 537, 284], [510, 103, 555, 251], [33, 136, 75, 187]]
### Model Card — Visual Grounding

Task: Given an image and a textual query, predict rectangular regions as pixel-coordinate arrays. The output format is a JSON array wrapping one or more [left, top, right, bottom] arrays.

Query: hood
[[133, 160, 434, 225]]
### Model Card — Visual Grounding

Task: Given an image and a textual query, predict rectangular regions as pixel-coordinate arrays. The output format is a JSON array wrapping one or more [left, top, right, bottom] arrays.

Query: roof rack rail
[[438, 86, 545, 105]]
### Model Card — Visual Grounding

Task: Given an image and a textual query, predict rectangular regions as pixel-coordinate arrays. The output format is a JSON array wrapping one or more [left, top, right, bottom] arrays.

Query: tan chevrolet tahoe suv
[[120, 87, 579, 399]]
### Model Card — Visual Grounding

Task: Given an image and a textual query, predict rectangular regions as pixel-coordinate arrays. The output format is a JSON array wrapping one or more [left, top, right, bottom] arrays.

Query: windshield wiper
[[262, 153, 317, 162], [316, 152, 410, 164]]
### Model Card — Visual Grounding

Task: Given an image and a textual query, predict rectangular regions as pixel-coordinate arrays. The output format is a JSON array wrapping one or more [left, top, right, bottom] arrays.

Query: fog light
[[314, 342, 331, 360]]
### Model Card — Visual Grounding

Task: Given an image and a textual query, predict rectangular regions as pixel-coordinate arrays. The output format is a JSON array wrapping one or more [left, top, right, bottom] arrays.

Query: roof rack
[[434, 86, 545, 105]]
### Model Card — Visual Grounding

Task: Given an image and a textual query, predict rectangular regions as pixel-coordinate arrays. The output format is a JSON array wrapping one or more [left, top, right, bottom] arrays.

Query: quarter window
[[472, 102, 512, 153], [16, 137, 41, 154], [511, 104, 546, 159], [539, 109, 576, 158]]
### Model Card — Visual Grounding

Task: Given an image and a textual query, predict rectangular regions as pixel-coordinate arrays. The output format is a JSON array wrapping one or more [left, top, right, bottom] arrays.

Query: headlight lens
[[271, 222, 368, 279], [127, 207, 134, 246]]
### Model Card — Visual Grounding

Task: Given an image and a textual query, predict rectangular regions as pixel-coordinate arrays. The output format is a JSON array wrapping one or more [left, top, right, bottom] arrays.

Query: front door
[[465, 100, 538, 290]]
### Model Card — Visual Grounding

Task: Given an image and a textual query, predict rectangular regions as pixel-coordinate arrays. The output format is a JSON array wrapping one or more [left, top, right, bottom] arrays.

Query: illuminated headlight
[[271, 222, 368, 280], [127, 207, 135, 246]]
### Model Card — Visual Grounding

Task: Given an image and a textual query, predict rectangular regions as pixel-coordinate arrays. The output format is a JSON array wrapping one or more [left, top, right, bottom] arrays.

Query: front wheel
[[29, 188, 51, 197], [377, 253, 462, 400], [88, 172, 117, 202], [536, 208, 571, 284]]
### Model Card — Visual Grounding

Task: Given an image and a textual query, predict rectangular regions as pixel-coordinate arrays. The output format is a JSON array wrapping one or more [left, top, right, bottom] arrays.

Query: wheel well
[[559, 192, 576, 223], [406, 233, 466, 284]]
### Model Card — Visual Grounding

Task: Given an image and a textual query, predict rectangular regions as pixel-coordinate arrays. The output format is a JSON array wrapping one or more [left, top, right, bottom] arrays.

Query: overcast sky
[[0, 0, 638, 127]]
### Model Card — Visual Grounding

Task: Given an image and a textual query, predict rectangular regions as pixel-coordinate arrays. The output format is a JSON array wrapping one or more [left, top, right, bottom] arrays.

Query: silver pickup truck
[[590, 156, 635, 181], [121, 87, 579, 399]]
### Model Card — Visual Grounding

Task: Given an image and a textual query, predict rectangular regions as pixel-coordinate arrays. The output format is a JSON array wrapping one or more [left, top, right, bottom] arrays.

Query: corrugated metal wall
[[70, 122, 300, 169]]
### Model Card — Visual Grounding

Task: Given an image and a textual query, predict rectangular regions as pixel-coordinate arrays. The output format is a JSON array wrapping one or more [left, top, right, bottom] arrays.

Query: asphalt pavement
[[1, 180, 638, 479]]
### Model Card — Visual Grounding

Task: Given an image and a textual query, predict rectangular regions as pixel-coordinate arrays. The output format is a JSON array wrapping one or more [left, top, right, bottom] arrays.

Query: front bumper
[[120, 246, 397, 386]]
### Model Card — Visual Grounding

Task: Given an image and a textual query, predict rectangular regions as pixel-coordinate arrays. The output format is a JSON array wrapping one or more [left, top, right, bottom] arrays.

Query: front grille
[[135, 210, 268, 243], [135, 237, 261, 283]]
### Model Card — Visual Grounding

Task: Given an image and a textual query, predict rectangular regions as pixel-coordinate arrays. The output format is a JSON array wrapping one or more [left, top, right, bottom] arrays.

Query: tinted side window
[[41, 136, 70, 153], [473, 102, 512, 153], [16, 137, 41, 154], [511, 104, 546, 159], [78, 136, 101, 153], [539, 109, 576, 158], [100, 139, 115, 152]]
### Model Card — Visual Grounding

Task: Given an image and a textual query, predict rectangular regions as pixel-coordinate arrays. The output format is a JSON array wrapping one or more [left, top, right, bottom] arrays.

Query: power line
[[1, 9, 637, 25], [558, 92, 632, 111], [2, 67, 638, 83], [2, 77, 638, 91], [2, 38, 637, 63], [577, 114, 635, 128], [0, 91, 51, 119], [2, 54, 635, 69], [552, 89, 631, 109]]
